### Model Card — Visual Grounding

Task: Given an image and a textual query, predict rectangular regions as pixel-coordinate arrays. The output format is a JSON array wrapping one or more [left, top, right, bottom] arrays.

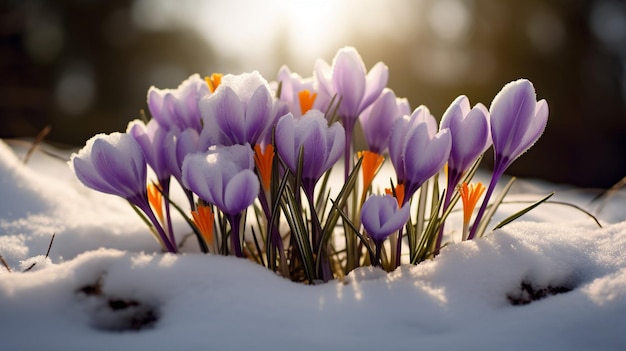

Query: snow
[[1, 139, 626, 350]]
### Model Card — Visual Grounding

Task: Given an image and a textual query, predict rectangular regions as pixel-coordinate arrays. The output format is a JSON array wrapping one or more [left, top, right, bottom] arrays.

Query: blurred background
[[1, 0, 625, 188]]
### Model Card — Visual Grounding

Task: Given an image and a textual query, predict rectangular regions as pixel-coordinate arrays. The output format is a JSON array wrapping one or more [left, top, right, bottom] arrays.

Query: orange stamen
[[385, 183, 405, 207], [298, 89, 317, 115], [254, 144, 275, 191], [191, 203, 214, 248], [147, 182, 164, 223], [358, 151, 384, 194], [205, 73, 223, 93], [459, 182, 486, 224]]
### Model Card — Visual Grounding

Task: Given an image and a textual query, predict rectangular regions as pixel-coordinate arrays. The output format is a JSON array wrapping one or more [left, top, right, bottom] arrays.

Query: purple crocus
[[435, 95, 491, 254], [274, 110, 345, 195], [468, 79, 549, 240], [275, 110, 344, 252], [70, 132, 177, 253], [440, 95, 491, 189], [388, 105, 452, 202], [274, 65, 315, 117], [199, 71, 278, 147], [127, 119, 173, 182], [361, 194, 411, 266], [147, 74, 209, 133], [181, 144, 259, 257], [127, 119, 178, 245], [359, 88, 410, 155], [314, 47, 388, 179]]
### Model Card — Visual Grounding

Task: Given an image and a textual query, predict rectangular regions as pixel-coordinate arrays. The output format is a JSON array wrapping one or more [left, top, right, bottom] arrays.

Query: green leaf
[[474, 176, 517, 238], [492, 192, 555, 230]]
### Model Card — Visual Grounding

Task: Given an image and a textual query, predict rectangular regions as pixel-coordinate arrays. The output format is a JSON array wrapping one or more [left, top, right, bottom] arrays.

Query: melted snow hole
[[76, 278, 159, 331], [507, 279, 575, 306]]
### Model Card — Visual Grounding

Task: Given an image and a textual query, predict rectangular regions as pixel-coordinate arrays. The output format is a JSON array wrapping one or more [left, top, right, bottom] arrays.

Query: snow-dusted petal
[[71, 133, 147, 201]]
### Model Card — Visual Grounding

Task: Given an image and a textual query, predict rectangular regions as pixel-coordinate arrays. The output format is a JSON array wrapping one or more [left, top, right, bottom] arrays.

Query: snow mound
[[1, 140, 626, 350]]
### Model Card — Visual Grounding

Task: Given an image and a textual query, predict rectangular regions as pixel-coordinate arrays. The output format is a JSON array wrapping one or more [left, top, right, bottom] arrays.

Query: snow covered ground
[[1, 138, 626, 351]]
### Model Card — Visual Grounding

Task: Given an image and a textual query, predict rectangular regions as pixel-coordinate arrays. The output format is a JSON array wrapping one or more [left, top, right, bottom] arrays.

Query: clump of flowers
[[71, 47, 552, 284]]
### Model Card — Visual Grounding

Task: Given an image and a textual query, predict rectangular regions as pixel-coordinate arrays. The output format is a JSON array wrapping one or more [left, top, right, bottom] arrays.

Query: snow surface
[[1, 139, 626, 351]]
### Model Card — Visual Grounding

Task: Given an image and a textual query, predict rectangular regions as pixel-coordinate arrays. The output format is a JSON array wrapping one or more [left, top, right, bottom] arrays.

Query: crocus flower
[[147, 74, 209, 133], [274, 110, 345, 195], [70, 132, 176, 253], [359, 88, 410, 155], [274, 65, 316, 117], [127, 119, 173, 182], [182, 144, 259, 257], [314, 46, 388, 120], [275, 110, 344, 253], [388, 105, 452, 203], [440, 95, 491, 190], [361, 194, 411, 266], [468, 79, 548, 240], [435, 95, 491, 254], [128, 118, 178, 245], [164, 128, 207, 189], [199, 71, 278, 147], [314, 47, 388, 179]]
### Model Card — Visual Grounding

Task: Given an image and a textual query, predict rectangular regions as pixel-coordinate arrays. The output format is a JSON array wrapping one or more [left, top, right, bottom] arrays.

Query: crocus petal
[[147, 74, 208, 132], [490, 79, 537, 159], [275, 110, 345, 183], [274, 113, 297, 172], [223, 170, 260, 214], [313, 59, 334, 112], [404, 127, 451, 184], [361, 194, 410, 242], [508, 99, 549, 162], [244, 86, 273, 145], [378, 201, 411, 235], [181, 153, 218, 204], [358, 61, 389, 113], [360, 88, 404, 154], [322, 122, 346, 175], [71, 133, 147, 200], [72, 156, 121, 195], [127, 119, 172, 181], [490, 79, 548, 171], [332, 48, 366, 118], [388, 116, 410, 181], [442, 101, 491, 176], [203, 87, 247, 145]]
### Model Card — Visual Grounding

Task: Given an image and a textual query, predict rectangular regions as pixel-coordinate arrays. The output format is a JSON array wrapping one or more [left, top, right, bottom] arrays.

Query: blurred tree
[[1, 0, 624, 188]]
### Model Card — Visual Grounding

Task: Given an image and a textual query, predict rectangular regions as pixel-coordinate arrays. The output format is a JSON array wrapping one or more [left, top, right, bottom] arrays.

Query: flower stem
[[228, 213, 244, 257], [342, 116, 355, 182], [133, 196, 177, 253], [468, 167, 505, 240], [160, 178, 176, 248]]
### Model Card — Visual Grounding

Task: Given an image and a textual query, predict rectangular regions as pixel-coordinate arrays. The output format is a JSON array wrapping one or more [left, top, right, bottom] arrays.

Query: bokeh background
[[1, 0, 625, 188]]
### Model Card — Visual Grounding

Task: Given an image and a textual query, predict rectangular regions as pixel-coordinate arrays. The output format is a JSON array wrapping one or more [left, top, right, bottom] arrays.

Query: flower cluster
[[71, 47, 549, 283]]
